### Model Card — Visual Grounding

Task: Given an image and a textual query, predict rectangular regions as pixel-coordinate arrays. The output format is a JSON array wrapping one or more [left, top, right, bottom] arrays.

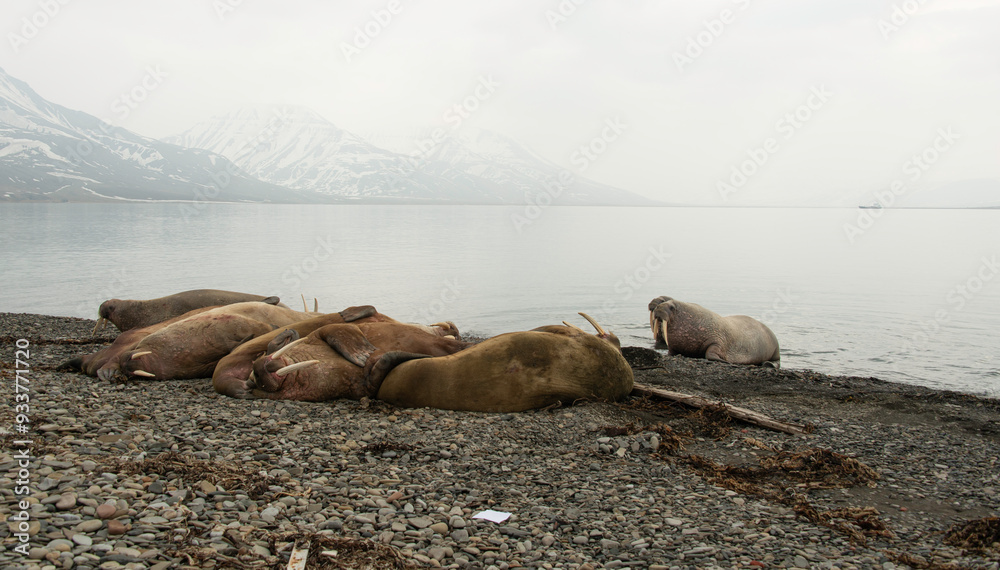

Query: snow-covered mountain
[[0, 68, 314, 203], [166, 107, 658, 205]]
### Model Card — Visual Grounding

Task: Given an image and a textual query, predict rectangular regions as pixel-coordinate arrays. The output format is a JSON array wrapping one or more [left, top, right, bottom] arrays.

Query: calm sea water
[[1, 203, 997, 396]]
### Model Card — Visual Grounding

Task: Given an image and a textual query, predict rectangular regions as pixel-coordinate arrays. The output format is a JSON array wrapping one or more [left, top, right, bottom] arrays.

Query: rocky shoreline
[[1, 312, 998, 569]]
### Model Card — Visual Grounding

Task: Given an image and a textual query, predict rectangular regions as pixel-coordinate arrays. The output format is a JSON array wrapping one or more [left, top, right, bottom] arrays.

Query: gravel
[[1, 312, 998, 569]]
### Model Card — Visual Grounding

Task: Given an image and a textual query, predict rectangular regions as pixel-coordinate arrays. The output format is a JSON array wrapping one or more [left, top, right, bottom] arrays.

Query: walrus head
[[648, 297, 675, 348], [247, 332, 309, 392], [92, 300, 117, 335]]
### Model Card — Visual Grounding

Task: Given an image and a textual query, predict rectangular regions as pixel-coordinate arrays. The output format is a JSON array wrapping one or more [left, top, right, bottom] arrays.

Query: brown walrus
[[234, 320, 469, 401], [369, 313, 633, 412], [648, 295, 780, 367], [62, 307, 215, 380], [212, 306, 457, 398], [112, 301, 321, 380], [64, 302, 316, 381], [93, 289, 289, 334]]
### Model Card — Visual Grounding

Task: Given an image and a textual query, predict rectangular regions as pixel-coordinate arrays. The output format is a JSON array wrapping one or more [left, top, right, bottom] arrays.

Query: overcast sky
[[3, 0, 999, 205]]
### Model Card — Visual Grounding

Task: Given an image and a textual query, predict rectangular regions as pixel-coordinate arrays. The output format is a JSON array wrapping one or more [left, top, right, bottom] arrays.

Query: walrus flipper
[[266, 329, 301, 354], [58, 357, 83, 372], [261, 296, 281, 305], [339, 305, 377, 323], [318, 325, 378, 367], [364, 351, 432, 394]]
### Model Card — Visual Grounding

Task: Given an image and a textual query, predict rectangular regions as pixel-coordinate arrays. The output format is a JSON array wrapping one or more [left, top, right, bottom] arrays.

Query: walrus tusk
[[270, 337, 306, 359], [578, 312, 607, 336], [301, 294, 308, 312], [562, 321, 586, 332], [314, 298, 318, 313], [132, 370, 156, 378], [275, 359, 320, 377], [130, 351, 153, 360], [91, 317, 108, 336]]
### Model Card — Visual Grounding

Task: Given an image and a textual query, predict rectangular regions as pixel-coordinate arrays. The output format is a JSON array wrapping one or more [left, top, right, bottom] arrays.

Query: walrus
[[648, 295, 780, 367], [93, 289, 290, 334], [62, 306, 216, 380], [109, 301, 323, 381], [234, 320, 469, 401], [369, 313, 634, 413], [211, 305, 457, 398]]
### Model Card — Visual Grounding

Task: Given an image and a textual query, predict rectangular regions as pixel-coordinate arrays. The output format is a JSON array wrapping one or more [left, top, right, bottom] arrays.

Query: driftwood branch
[[631, 382, 810, 435]]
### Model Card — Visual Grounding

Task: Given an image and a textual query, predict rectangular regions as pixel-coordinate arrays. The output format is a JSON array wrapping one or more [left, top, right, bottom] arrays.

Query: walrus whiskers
[[578, 312, 607, 336], [275, 360, 320, 377], [130, 351, 153, 360], [132, 370, 156, 378], [270, 337, 306, 359]]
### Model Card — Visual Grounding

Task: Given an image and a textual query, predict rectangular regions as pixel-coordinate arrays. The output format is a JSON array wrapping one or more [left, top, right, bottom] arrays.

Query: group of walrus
[[63, 289, 780, 413]]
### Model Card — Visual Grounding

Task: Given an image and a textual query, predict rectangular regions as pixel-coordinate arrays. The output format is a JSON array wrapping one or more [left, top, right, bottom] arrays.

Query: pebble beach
[[2, 312, 999, 569]]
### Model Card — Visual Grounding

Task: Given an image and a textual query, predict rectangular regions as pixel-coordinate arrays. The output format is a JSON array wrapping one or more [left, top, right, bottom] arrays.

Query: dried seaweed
[[686, 448, 890, 544], [267, 532, 412, 570], [944, 517, 1000, 552], [106, 450, 275, 499], [599, 422, 684, 454]]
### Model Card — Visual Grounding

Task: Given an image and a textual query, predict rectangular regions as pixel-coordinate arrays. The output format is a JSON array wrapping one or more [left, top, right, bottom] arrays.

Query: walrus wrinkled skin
[[237, 321, 469, 401], [370, 314, 634, 413], [94, 289, 287, 333], [62, 307, 215, 379], [63, 302, 315, 381], [648, 295, 780, 367], [212, 305, 457, 398]]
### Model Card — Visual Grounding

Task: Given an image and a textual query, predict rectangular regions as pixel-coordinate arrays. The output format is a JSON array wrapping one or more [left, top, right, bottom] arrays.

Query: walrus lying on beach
[[63, 307, 215, 380], [92, 289, 289, 334], [66, 302, 316, 381], [368, 313, 634, 412], [230, 320, 469, 401], [211, 305, 442, 398], [648, 295, 780, 367]]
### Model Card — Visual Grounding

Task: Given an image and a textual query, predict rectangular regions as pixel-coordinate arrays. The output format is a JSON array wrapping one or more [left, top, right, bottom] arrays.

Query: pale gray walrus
[[366, 313, 634, 412], [647, 296, 780, 367], [93, 289, 292, 334]]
